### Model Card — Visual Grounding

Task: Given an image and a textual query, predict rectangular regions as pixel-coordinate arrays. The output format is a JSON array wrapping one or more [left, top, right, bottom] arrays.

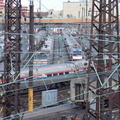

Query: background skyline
[[21, 0, 79, 11]]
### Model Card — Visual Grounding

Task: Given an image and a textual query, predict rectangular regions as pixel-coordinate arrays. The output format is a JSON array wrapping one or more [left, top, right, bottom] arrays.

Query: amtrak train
[[34, 35, 53, 66], [0, 54, 118, 92], [20, 60, 88, 89], [62, 30, 83, 61], [0, 60, 88, 90]]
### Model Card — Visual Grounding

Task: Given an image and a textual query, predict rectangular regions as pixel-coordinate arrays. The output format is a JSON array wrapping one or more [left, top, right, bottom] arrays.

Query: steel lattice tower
[[85, 0, 120, 120], [3, 0, 21, 119]]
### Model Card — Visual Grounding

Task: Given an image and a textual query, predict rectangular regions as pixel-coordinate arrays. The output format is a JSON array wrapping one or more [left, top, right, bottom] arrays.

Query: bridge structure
[[0, 18, 91, 24], [1, 17, 120, 24]]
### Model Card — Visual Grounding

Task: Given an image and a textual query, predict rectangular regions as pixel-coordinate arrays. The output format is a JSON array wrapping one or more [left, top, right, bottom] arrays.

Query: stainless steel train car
[[0, 60, 88, 91], [34, 35, 53, 66], [62, 30, 83, 61], [20, 60, 88, 89], [0, 54, 118, 92]]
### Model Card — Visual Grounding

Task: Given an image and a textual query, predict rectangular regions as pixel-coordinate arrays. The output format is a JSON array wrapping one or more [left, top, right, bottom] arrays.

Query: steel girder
[[85, 0, 120, 120], [3, 0, 21, 119]]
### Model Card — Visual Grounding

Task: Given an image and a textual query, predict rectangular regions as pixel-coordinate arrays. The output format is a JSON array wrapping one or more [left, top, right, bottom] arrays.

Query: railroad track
[[0, 85, 70, 118], [20, 86, 70, 110]]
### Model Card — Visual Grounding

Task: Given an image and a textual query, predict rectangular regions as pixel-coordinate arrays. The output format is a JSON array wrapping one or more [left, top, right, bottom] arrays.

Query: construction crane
[[85, 0, 120, 120]]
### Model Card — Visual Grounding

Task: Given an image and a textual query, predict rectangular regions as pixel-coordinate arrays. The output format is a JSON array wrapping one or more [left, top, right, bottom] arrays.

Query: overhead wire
[[0, 66, 118, 94], [1, 85, 120, 120], [0, 1, 120, 119]]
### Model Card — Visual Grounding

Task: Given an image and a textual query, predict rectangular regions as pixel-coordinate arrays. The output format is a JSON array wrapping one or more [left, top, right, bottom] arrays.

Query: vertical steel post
[[29, 0, 34, 87], [86, 0, 88, 33], [28, 0, 34, 112], [85, 0, 120, 120], [3, 0, 21, 119]]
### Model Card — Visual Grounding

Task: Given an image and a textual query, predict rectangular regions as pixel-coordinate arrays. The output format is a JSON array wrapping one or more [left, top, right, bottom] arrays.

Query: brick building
[[0, 0, 4, 18], [0, 0, 29, 19]]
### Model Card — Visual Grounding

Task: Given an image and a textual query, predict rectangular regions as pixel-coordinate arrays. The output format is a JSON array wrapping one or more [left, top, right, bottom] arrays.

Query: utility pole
[[28, 0, 34, 112], [39, 0, 41, 24], [37, 0, 41, 25], [3, 0, 21, 119], [86, 0, 88, 33], [39, 0, 41, 14], [85, 0, 120, 120]]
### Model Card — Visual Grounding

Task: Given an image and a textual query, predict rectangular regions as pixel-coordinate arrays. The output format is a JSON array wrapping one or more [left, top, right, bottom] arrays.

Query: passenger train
[[21, 60, 88, 90], [33, 29, 54, 66], [62, 30, 83, 61], [34, 35, 53, 66], [0, 60, 88, 90], [0, 54, 117, 90]]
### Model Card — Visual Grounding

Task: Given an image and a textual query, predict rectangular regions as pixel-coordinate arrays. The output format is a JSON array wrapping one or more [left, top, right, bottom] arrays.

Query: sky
[[21, 0, 79, 11]]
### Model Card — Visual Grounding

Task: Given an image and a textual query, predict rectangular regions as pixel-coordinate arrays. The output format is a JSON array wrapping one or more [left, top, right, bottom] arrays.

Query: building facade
[[21, 6, 29, 17], [47, 9, 63, 18], [63, 1, 120, 19], [0, 0, 29, 19], [63, 1, 92, 19], [0, 0, 4, 18]]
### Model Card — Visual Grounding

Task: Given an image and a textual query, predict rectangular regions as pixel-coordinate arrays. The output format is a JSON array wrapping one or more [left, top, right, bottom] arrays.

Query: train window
[[53, 73, 58, 76], [59, 73, 63, 75], [65, 72, 69, 74], [84, 62, 88, 66], [47, 74, 52, 77]]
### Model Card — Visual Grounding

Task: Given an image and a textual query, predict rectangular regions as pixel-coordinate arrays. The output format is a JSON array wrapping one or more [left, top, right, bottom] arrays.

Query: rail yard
[[0, 0, 120, 120]]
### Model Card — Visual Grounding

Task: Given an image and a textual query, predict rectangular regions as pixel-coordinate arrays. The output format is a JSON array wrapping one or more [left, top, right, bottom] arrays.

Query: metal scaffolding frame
[[86, 0, 120, 120], [3, 0, 21, 119]]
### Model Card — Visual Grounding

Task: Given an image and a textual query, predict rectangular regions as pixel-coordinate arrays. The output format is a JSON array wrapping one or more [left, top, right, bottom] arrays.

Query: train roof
[[62, 30, 80, 48], [72, 48, 82, 51], [41, 36, 53, 52], [20, 60, 88, 76]]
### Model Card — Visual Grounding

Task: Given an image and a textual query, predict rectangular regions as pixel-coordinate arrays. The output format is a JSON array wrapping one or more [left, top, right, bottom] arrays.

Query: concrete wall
[[70, 78, 95, 103]]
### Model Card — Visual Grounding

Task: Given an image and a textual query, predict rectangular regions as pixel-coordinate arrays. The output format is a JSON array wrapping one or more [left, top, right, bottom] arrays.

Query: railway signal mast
[[3, 0, 22, 119], [86, 0, 120, 120]]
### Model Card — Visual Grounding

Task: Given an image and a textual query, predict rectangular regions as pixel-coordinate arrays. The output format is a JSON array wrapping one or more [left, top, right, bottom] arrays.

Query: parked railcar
[[34, 34, 53, 66], [62, 30, 83, 61], [0, 60, 88, 91]]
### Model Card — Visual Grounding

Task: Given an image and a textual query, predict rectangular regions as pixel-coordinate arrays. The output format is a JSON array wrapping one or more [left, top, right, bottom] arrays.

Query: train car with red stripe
[[62, 29, 83, 61], [0, 55, 118, 91], [34, 34, 53, 66], [0, 60, 88, 91]]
